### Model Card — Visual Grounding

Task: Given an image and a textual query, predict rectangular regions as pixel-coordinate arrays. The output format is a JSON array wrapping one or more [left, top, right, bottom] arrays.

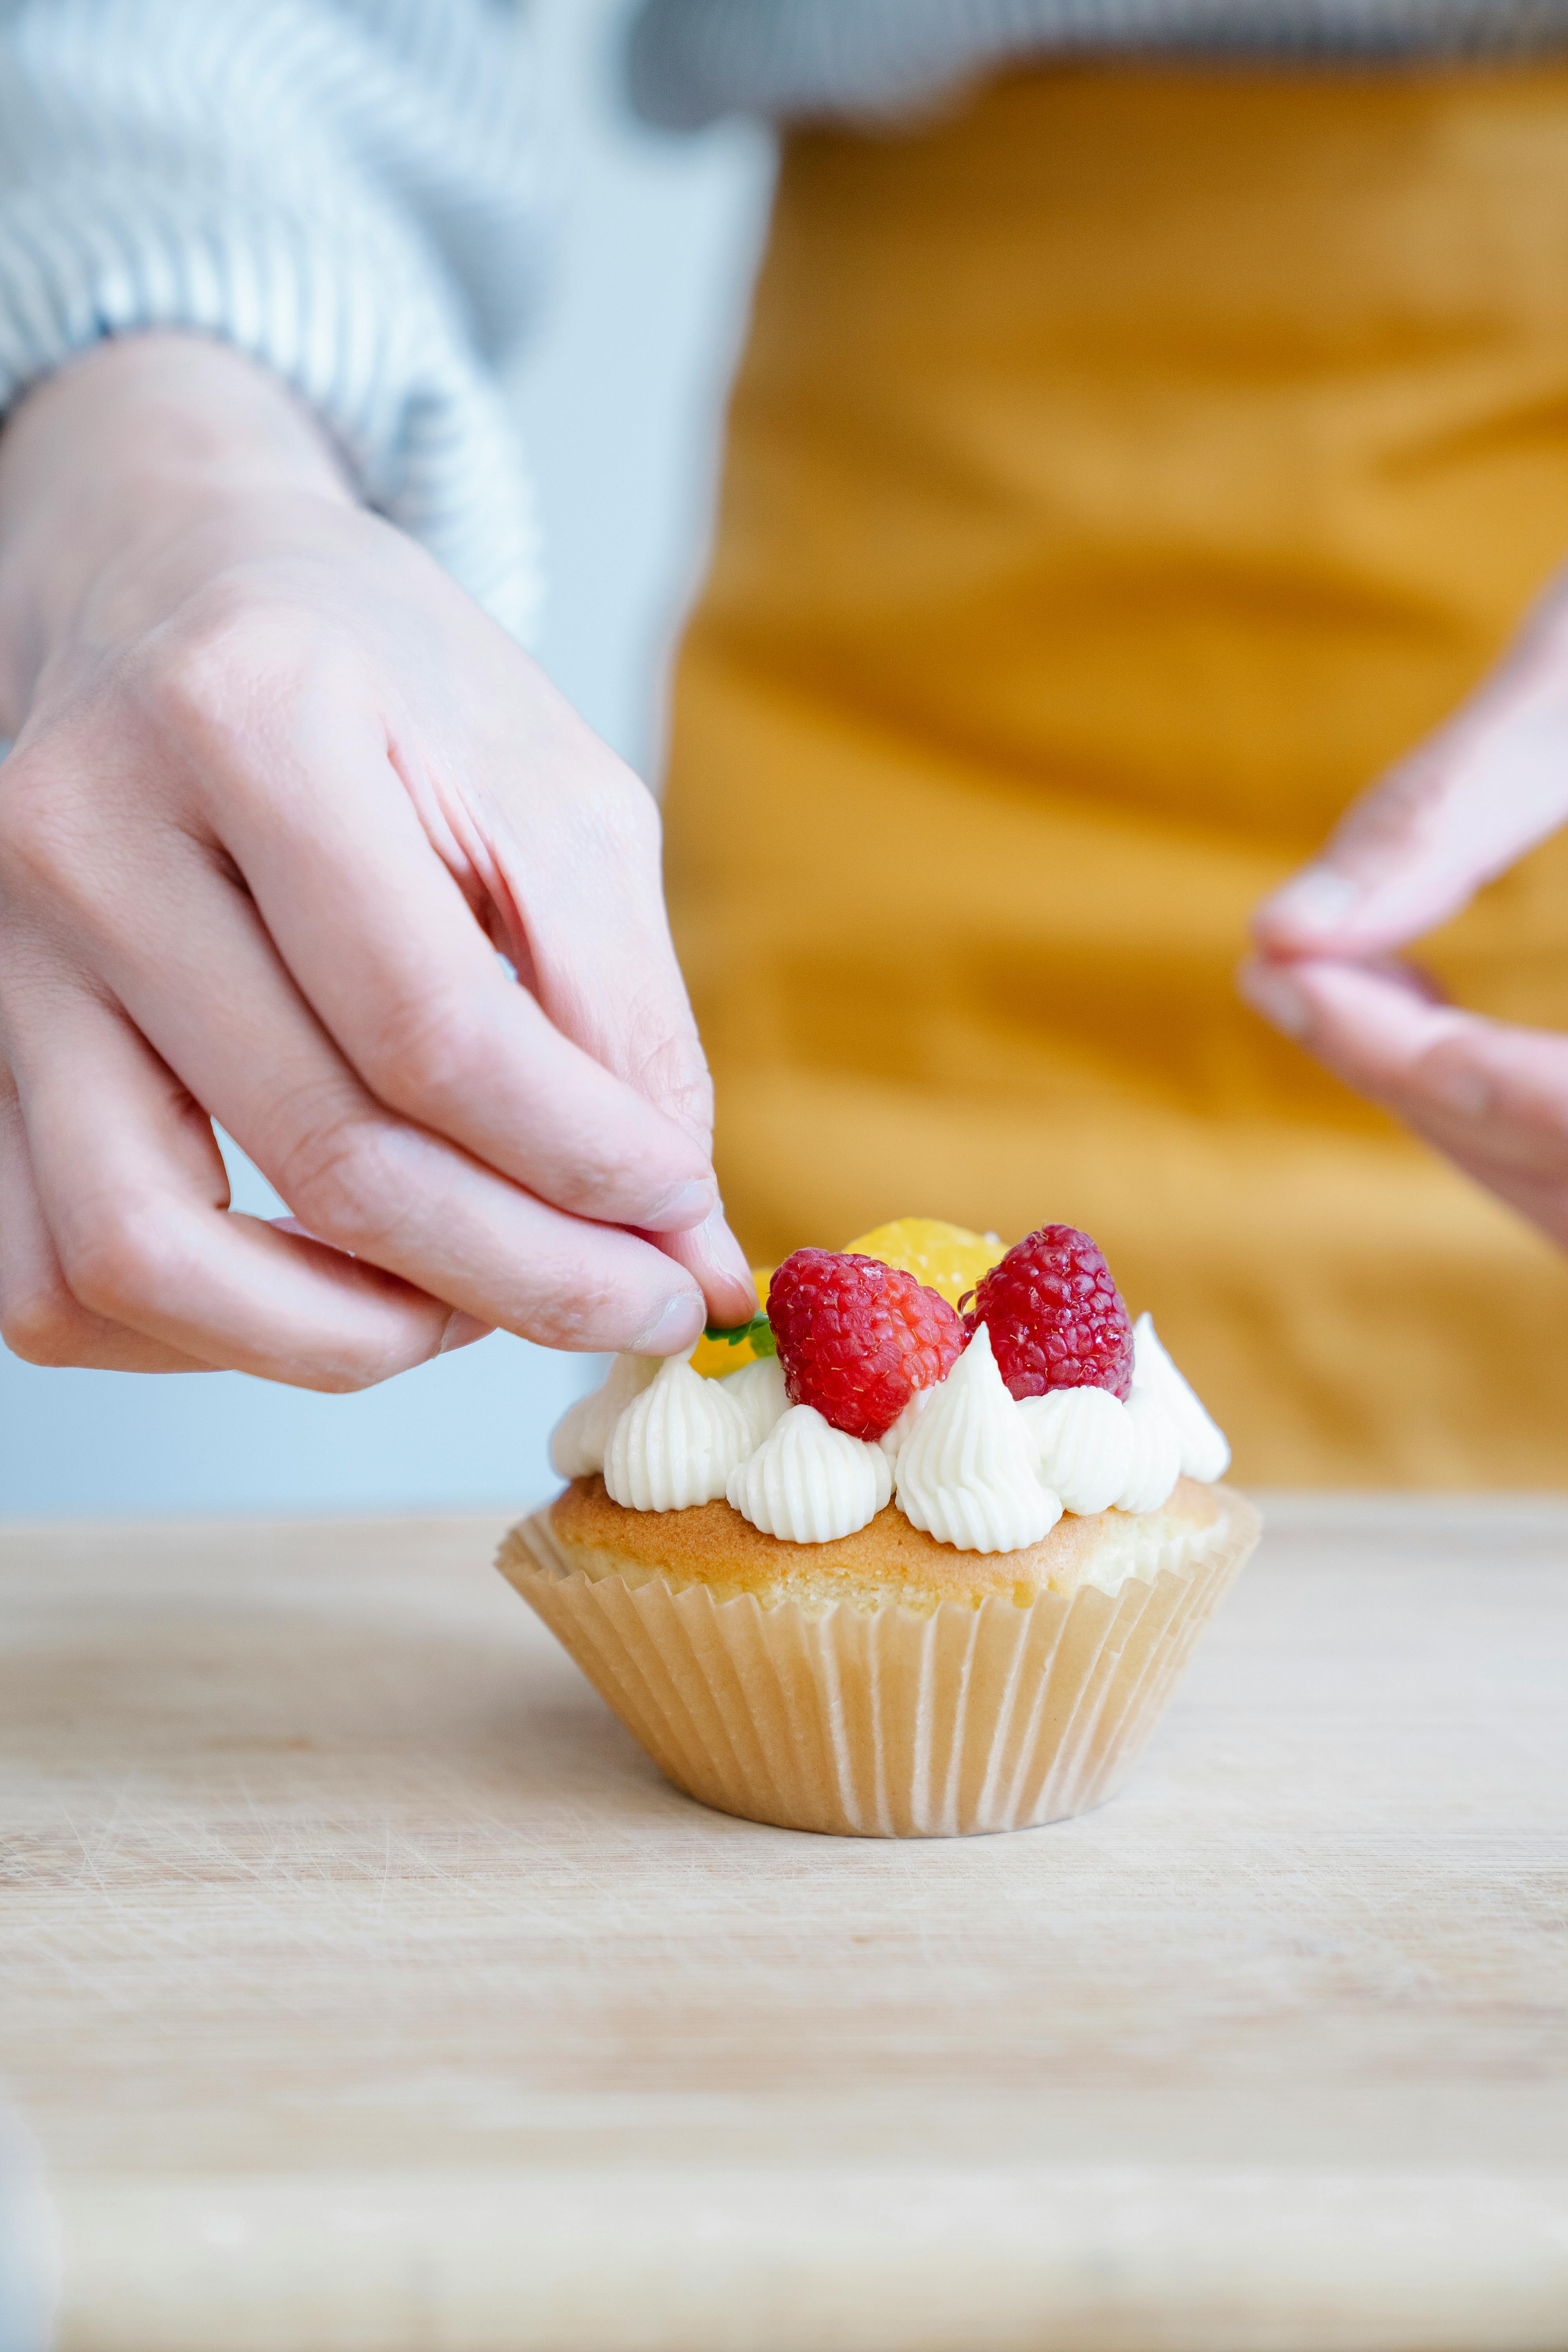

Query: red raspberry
[[963, 1225, 1133, 1400], [768, 1250, 965, 1443]]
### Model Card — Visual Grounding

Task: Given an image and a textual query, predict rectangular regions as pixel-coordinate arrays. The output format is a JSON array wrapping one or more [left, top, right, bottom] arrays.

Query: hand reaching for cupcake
[[0, 336, 755, 1389], [1242, 583, 1568, 1250]]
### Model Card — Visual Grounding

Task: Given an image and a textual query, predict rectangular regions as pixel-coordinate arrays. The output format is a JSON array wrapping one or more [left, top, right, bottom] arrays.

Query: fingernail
[[1261, 864, 1361, 935], [631, 1291, 706, 1356], [693, 1207, 755, 1292], [1237, 959, 1312, 1040], [641, 1176, 719, 1234], [438, 1310, 491, 1356], [1425, 1062, 1492, 1119]]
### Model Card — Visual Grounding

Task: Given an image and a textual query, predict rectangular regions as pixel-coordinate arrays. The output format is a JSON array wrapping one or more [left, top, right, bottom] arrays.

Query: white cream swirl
[[718, 1354, 790, 1452], [603, 1356, 750, 1511], [1132, 1312, 1231, 1481], [895, 1325, 1063, 1554], [549, 1352, 658, 1479], [1016, 1384, 1135, 1516], [1114, 1385, 1183, 1514], [728, 1403, 891, 1542], [877, 1383, 936, 1463]]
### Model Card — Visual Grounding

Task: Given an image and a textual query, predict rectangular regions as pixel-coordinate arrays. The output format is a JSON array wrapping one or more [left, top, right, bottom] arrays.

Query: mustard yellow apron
[[662, 66, 1568, 1486]]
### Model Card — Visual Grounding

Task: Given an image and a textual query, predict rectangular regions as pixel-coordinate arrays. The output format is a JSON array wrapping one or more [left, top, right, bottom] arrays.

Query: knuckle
[[134, 607, 271, 746], [0, 1274, 96, 1367], [55, 1200, 174, 1328], [611, 979, 713, 1151], [274, 1105, 403, 1256], [358, 986, 481, 1122], [575, 770, 662, 862], [633, 1021, 713, 1144], [294, 1354, 388, 1399], [523, 1295, 606, 1354], [614, 784, 663, 862], [0, 752, 82, 904], [133, 595, 355, 761], [308, 1329, 438, 1396], [524, 1264, 639, 1353], [613, 775, 662, 844]]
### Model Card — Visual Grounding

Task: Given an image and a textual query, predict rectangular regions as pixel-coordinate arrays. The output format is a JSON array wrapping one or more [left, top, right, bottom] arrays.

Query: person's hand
[[0, 334, 756, 1387], [1241, 582, 1568, 1248]]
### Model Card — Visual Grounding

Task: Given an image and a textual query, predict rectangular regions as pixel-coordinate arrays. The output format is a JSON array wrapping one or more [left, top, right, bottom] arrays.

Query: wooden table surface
[[2, 1497, 1566, 2352]]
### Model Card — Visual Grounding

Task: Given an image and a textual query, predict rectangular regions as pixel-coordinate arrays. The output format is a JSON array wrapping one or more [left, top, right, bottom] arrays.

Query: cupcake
[[499, 1218, 1259, 1837]]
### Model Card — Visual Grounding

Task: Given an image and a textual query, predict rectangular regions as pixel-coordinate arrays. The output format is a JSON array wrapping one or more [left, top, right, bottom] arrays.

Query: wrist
[[0, 333, 356, 726]]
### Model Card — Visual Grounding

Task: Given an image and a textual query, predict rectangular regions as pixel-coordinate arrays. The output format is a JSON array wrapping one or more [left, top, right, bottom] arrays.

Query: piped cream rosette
[[502, 1309, 1257, 1837], [546, 1310, 1228, 1545]]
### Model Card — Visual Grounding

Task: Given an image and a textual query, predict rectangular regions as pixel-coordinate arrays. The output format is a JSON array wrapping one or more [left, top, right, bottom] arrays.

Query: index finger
[[176, 657, 721, 1239], [1253, 608, 1568, 962], [1238, 953, 1568, 1240]]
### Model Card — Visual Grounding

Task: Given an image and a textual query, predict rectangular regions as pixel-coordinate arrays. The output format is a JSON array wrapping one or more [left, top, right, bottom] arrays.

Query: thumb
[[1253, 585, 1568, 959]]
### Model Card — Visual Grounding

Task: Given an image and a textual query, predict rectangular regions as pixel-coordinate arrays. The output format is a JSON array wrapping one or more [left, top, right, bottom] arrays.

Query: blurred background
[[0, 0, 776, 1520]]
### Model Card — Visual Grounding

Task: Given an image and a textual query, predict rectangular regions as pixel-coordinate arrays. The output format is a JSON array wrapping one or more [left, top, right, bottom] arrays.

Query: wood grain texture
[[2, 1497, 1566, 2352]]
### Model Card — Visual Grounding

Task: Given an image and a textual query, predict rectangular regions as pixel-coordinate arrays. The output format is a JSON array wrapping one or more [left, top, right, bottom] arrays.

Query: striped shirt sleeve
[[0, 0, 545, 638]]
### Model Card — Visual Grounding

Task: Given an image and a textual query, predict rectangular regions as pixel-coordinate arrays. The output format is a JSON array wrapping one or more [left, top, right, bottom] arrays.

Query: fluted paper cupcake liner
[[498, 1494, 1258, 1838]]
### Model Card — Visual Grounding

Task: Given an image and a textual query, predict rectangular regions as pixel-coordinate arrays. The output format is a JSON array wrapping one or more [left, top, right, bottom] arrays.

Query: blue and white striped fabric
[[0, 0, 548, 639]]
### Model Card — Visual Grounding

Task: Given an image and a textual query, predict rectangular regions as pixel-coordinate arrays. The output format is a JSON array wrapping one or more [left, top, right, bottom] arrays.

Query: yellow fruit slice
[[840, 1218, 1007, 1310], [690, 1225, 1006, 1378], [691, 1266, 775, 1378]]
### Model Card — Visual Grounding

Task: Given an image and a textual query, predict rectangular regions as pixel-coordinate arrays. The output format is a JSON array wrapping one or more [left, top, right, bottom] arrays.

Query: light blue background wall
[[0, 0, 775, 1520]]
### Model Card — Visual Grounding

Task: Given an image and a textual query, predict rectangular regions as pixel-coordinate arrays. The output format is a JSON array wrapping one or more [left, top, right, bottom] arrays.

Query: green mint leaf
[[702, 1308, 775, 1357]]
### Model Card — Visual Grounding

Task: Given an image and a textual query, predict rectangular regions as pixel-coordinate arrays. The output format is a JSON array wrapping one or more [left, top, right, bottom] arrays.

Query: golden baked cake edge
[[510, 1472, 1251, 1616]]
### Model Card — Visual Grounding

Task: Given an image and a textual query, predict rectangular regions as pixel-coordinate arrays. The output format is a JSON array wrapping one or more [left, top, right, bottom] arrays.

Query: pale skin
[[1242, 581, 1568, 1252], [0, 334, 1563, 1397], [0, 333, 756, 1389]]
